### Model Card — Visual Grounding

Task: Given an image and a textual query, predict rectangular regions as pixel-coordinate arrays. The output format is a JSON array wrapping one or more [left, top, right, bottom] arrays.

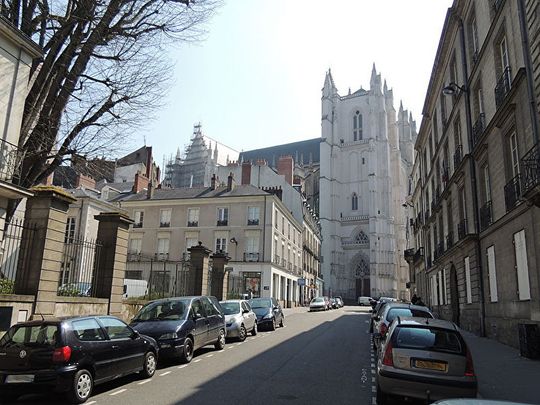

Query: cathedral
[[319, 65, 416, 301]]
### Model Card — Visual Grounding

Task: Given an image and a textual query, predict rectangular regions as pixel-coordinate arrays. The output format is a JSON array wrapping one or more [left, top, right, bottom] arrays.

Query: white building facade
[[319, 66, 416, 302]]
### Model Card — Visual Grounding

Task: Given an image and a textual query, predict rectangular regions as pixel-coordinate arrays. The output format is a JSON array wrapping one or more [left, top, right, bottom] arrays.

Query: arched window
[[352, 193, 358, 210], [355, 230, 369, 245], [353, 110, 363, 141], [355, 255, 370, 278]]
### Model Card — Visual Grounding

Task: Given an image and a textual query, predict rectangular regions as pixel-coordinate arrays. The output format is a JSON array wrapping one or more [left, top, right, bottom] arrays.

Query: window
[[442, 268, 448, 305], [73, 319, 105, 341], [201, 297, 220, 316], [129, 238, 142, 254], [433, 110, 439, 144], [65, 217, 76, 242], [216, 237, 227, 253], [487, 245, 498, 302], [217, 207, 228, 226], [352, 193, 358, 211], [440, 94, 447, 126], [246, 235, 259, 253], [157, 237, 169, 259], [353, 111, 363, 141], [288, 223, 291, 239], [459, 187, 467, 221], [483, 165, 491, 203], [470, 15, 479, 59], [281, 217, 285, 233], [160, 209, 171, 227], [187, 208, 199, 227], [509, 132, 520, 178], [186, 237, 198, 252], [98, 317, 133, 340], [500, 36, 510, 72], [514, 230, 531, 300], [134, 210, 144, 228], [248, 206, 260, 225], [274, 210, 278, 228], [464, 256, 472, 304]]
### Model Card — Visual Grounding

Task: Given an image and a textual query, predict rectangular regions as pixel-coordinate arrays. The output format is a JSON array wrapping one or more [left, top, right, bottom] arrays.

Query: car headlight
[[264, 313, 274, 319], [159, 332, 178, 340], [226, 317, 238, 326]]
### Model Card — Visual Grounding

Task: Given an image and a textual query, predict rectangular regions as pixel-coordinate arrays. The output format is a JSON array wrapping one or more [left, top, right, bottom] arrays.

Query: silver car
[[377, 317, 477, 404], [309, 296, 327, 311], [220, 299, 257, 341]]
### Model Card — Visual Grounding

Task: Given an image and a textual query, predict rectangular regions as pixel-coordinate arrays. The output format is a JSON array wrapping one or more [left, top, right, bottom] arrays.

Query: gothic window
[[355, 230, 369, 245], [354, 255, 370, 279], [353, 111, 363, 141], [352, 193, 358, 210]]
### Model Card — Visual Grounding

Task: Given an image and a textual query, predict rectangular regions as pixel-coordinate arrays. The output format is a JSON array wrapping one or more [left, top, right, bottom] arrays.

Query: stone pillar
[[14, 188, 76, 318], [188, 243, 212, 296], [210, 252, 231, 300], [94, 212, 132, 317]]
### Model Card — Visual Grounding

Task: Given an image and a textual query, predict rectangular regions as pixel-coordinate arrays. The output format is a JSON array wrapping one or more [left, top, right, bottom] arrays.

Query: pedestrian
[[411, 293, 418, 305], [416, 296, 426, 306]]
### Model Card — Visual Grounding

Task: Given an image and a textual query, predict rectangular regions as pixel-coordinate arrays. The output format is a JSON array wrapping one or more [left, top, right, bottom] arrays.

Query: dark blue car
[[249, 297, 284, 331], [130, 296, 226, 363]]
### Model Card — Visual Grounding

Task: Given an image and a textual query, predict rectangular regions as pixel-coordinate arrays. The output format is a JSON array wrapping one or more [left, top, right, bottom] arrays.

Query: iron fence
[[0, 138, 25, 184], [226, 273, 244, 299], [58, 237, 102, 297]]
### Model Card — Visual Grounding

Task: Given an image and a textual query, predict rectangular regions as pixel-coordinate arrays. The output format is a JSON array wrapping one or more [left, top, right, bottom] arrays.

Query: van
[[358, 296, 372, 306], [123, 279, 148, 299]]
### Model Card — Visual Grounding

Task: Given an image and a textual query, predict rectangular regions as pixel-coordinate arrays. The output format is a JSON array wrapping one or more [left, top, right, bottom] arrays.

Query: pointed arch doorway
[[353, 253, 371, 298]]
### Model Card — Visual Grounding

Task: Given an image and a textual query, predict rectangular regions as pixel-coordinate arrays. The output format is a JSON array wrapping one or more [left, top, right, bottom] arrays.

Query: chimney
[[277, 155, 294, 185], [75, 174, 96, 189], [227, 172, 234, 192], [133, 171, 149, 193], [241, 161, 252, 185], [211, 174, 216, 190], [146, 181, 154, 199]]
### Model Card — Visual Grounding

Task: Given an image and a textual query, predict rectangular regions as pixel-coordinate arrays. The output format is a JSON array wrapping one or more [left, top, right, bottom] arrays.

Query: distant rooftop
[[239, 138, 321, 167]]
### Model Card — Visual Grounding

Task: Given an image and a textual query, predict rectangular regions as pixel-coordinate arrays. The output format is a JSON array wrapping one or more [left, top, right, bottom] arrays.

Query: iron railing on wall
[[522, 143, 540, 195], [0, 139, 25, 184], [58, 237, 102, 297]]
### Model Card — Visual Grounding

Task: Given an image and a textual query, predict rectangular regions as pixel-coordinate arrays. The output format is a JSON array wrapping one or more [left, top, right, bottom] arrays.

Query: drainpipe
[[517, 0, 540, 144], [456, 12, 486, 337]]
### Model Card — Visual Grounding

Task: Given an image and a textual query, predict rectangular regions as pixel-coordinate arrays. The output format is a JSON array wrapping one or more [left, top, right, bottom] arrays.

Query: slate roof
[[239, 138, 321, 166]]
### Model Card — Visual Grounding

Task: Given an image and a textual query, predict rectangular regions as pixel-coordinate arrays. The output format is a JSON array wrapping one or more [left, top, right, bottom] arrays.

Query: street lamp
[[442, 82, 468, 96]]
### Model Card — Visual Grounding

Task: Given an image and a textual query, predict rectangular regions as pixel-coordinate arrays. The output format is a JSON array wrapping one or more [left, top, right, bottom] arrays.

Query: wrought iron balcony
[[453, 145, 463, 169], [155, 252, 169, 261], [247, 219, 259, 226], [479, 200, 493, 232], [521, 142, 540, 207], [187, 220, 198, 227], [0, 139, 24, 184], [472, 113, 485, 147], [217, 219, 228, 226], [244, 252, 260, 262], [446, 232, 454, 250], [127, 251, 142, 261], [495, 66, 512, 109], [457, 219, 468, 240], [504, 174, 522, 212], [159, 221, 170, 228], [133, 222, 143, 228]]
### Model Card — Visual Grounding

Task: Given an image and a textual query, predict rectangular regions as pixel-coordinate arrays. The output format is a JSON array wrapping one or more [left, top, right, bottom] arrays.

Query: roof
[[239, 138, 321, 166], [117, 146, 151, 168], [116, 184, 270, 202]]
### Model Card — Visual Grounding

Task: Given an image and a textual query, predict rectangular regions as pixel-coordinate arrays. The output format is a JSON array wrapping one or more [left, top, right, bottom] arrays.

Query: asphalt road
[[7, 306, 377, 405]]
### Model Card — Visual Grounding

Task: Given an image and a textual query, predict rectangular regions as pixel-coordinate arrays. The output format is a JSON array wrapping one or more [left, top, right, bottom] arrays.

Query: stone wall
[[54, 297, 109, 318]]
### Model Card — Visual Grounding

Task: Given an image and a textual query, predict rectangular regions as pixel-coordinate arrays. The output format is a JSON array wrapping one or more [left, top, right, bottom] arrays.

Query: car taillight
[[52, 346, 72, 363], [379, 322, 388, 337], [382, 340, 394, 367], [465, 348, 475, 377]]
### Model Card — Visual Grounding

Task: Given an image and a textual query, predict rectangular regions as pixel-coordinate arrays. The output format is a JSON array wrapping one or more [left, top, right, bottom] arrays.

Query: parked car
[[373, 303, 434, 353], [130, 296, 226, 363], [334, 296, 344, 307], [249, 297, 284, 330], [0, 316, 158, 403], [309, 296, 327, 312], [323, 296, 332, 310], [434, 401, 531, 405], [358, 296, 372, 306], [220, 299, 257, 341], [329, 298, 338, 309], [376, 317, 477, 404], [369, 298, 395, 333]]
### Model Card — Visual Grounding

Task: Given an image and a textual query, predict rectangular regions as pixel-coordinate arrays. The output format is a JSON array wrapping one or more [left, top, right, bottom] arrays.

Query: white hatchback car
[[220, 299, 257, 341]]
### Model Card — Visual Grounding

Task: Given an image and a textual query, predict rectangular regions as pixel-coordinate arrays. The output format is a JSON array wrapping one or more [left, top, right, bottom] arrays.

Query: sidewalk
[[462, 331, 540, 404], [282, 306, 309, 316]]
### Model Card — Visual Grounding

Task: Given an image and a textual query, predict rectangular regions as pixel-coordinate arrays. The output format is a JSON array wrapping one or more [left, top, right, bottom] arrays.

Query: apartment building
[[408, 0, 540, 348]]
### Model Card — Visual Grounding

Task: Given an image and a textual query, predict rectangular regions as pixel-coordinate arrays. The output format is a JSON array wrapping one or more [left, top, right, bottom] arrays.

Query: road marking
[[178, 364, 189, 369], [159, 371, 171, 376], [205, 354, 214, 358], [138, 380, 151, 385], [87, 402, 97, 405], [193, 359, 202, 363], [110, 389, 127, 396]]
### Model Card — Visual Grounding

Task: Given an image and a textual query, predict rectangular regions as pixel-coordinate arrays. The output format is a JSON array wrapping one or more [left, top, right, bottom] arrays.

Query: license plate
[[414, 360, 448, 372], [5, 374, 34, 383]]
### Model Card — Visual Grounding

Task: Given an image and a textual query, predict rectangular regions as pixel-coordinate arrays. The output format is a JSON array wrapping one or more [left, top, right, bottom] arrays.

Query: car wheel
[[69, 369, 93, 404], [238, 325, 247, 342], [214, 329, 226, 350], [279, 316, 284, 328], [180, 337, 194, 363], [270, 318, 276, 331], [376, 384, 389, 405], [141, 351, 157, 378], [251, 322, 258, 336]]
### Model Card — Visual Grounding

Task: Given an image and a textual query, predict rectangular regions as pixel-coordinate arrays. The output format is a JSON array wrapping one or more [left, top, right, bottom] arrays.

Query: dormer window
[[353, 111, 363, 141]]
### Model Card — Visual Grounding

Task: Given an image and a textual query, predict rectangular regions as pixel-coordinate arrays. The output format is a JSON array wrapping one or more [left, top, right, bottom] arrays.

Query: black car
[[249, 297, 284, 330], [130, 296, 226, 363], [0, 316, 158, 403]]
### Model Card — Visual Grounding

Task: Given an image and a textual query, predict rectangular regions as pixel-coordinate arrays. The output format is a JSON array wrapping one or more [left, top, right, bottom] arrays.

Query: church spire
[[323, 68, 337, 97], [370, 63, 382, 95]]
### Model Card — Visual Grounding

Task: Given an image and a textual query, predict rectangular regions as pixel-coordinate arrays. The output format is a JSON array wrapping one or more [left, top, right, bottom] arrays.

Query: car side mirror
[[131, 330, 140, 339]]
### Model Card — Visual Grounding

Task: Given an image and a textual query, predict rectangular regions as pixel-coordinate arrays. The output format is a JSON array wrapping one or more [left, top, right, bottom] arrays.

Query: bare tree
[[0, 0, 220, 190]]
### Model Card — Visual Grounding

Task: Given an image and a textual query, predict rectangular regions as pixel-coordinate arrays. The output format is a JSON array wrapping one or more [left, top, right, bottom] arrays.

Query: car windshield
[[0, 324, 59, 348], [387, 308, 433, 322], [394, 327, 464, 354], [249, 298, 273, 309], [311, 297, 324, 303], [133, 299, 189, 321], [221, 302, 240, 315]]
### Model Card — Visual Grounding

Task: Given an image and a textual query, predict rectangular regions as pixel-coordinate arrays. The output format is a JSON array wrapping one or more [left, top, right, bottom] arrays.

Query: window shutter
[[514, 230, 531, 300], [487, 246, 498, 302]]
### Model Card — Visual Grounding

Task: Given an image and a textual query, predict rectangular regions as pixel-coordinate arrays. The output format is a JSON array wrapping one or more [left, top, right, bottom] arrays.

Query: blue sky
[[136, 0, 452, 167]]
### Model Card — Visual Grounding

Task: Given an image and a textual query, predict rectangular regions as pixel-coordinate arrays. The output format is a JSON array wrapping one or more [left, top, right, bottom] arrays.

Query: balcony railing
[[282, 258, 287, 268], [495, 66, 512, 109], [247, 219, 259, 226], [155, 252, 169, 261], [127, 251, 142, 261], [133, 222, 143, 228], [521, 142, 540, 198], [244, 252, 260, 262], [479, 200, 493, 231], [217, 219, 228, 226], [472, 113, 485, 147], [0, 138, 24, 184], [457, 219, 468, 240], [159, 221, 170, 228], [187, 220, 198, 227], [504, 174, 522, 212], [446, 232, 454, 250], [454, 145, 463, 169]]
